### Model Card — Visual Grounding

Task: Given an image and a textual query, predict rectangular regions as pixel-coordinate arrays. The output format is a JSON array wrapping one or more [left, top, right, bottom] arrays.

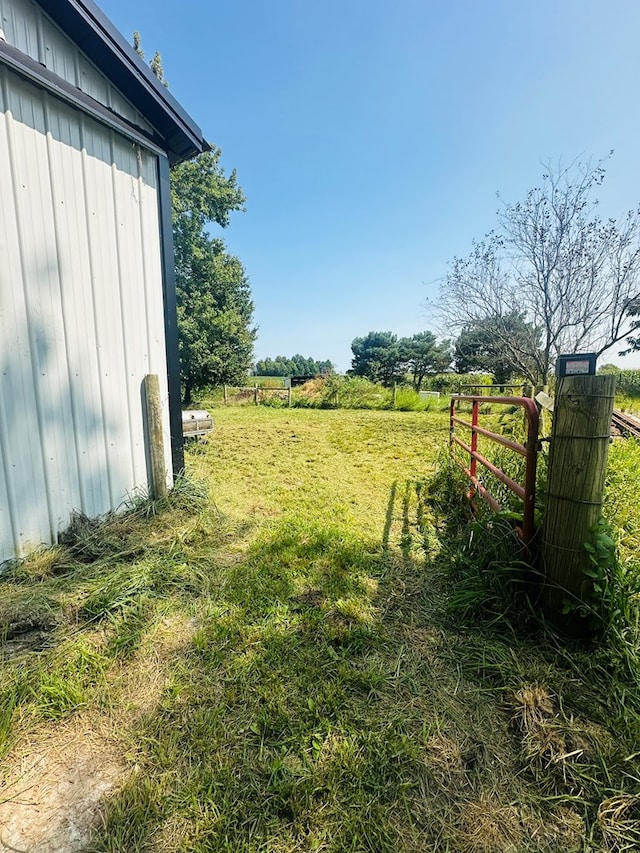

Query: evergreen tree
[[133, 35, 255, 403], [350, 332, 402, 386], [255, 355, 335, 376]]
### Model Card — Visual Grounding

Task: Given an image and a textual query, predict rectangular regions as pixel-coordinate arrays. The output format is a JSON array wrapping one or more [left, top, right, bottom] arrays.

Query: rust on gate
[[449, 395, 540, 545]]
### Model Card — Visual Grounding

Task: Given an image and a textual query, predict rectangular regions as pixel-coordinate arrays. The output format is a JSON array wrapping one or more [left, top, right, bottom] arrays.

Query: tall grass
[[233, 376, 436, 411]]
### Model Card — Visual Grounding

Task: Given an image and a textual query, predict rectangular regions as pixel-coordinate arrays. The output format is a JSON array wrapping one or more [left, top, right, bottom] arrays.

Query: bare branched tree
[[439, 158, 640, 383]]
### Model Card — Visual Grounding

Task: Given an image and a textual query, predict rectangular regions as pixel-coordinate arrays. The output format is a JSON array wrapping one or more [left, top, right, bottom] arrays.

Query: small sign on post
[[555, 353, 597, 378]]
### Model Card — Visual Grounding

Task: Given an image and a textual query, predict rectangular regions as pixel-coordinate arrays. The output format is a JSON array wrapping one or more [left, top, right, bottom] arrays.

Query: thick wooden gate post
[[143, 374, 168, 501], [541, 374, 616, 627]]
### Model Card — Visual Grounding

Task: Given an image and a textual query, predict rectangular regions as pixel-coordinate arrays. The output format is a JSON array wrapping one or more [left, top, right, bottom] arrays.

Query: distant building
[[0, 0, 207, 563]]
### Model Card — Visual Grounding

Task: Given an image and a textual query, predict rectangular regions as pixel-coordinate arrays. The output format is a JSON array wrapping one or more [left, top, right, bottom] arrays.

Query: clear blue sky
[[101, 0, 640, 372]]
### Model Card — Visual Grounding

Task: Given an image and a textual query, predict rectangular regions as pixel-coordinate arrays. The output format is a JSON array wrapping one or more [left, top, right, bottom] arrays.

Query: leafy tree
[[177, 236, 254, 404], [438, 158, 640, 383], [172, 152, 254, 404], [597, 363, 621, 374], [149, 51, 168, 86], [620, 298, 640, 354], [133, 32, 144, 59], [454, 313, 541, 384], [398, 332, 452, 391], [134, 32, 169, 87], [134, 35, 255, 403], [317, 359, 335, 375], [351, 332, 403, 386]]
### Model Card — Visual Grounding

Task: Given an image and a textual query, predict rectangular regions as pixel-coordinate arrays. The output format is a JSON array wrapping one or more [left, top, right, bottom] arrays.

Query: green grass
[[1, 408, 640, 852]]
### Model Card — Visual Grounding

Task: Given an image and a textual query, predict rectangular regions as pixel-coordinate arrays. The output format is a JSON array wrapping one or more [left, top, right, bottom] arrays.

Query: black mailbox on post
[[555, 353, 597, 378]]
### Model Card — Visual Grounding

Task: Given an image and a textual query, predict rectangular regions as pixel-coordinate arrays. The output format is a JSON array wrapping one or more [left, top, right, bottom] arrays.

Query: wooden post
[[541, 374, 615, 629], [254, 383, 259, 405], [288, 385, 292, 407], [392, 382, 397, 408], [143, 374, 168, 501], [223, 384, 228, 403]]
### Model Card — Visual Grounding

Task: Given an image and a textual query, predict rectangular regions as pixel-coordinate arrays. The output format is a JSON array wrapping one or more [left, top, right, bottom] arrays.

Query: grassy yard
[[1, 407, 640, 852]]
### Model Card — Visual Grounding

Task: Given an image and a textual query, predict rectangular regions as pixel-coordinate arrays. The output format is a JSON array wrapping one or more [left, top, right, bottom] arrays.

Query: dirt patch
[[0, 718, 124, 853], [2, 618, 58, 661], [0, 614, 200, 852]]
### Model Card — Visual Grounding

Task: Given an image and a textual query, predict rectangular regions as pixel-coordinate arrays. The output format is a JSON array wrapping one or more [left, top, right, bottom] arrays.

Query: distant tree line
[[598, 365, 640, 397], [255, 355, 334, 377]]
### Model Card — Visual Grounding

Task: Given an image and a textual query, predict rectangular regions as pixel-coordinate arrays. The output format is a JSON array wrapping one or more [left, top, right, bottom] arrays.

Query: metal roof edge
[[33, 0, 208, 163]]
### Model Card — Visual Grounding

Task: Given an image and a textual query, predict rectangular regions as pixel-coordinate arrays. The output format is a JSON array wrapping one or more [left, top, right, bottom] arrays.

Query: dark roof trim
[[157, 155, 185, 477], [0, 40, 167, 157], [33, 0, 208, 164]]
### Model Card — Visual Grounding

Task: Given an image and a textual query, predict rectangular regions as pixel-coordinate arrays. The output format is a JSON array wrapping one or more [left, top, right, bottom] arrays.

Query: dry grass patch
[[457, 792, 524, 852], [598, 794, 640, 852], [0, 714, 125, 853]]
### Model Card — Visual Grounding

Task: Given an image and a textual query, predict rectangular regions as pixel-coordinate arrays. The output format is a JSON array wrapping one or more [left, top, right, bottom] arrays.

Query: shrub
[[291, 376, 392, 410], [393, 388, 432, 411], [423, 373, 493, 394]]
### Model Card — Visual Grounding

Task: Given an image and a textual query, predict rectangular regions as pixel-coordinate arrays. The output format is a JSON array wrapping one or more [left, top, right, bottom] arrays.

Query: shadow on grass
[[382, 480, 397, 553], [86, 496, 463, 853], [3, 478, 615, 852]]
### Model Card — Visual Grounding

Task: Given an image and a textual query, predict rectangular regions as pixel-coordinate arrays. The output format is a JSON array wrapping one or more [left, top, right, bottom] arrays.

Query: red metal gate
[[449, 395, 540, 544]]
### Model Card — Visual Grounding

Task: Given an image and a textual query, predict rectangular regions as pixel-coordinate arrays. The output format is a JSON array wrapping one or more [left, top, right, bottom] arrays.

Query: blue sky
[[101, 0, 640, 372]]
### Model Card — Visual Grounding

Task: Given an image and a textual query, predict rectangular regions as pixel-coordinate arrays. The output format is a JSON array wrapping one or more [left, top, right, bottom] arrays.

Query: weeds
[[122, 470, 209, 519], [427, 428, 640, 851]]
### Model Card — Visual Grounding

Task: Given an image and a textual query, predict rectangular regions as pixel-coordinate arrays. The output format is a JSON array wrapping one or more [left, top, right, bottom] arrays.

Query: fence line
[[223, 385, 292, 406]]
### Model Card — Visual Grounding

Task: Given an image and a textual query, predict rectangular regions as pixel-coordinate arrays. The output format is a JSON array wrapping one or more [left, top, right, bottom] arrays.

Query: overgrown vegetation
[[2, 408, 640, 851], [599, 366, 640, 414], [206, 374, 504, 411], [427, 435, 640, 852]]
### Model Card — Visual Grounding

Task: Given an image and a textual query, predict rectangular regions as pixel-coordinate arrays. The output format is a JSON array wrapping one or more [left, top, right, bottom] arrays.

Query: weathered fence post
[[254, 383, 259, 405], [392, 382, 397, 408], [541, 374, 616, 629], [223, 384, 228, 403], [288, 385, 292, 407], [143, 374, 168, 501]]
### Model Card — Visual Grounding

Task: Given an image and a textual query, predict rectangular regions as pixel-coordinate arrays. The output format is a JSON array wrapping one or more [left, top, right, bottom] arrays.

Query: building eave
[[33, 0, 208, 164]]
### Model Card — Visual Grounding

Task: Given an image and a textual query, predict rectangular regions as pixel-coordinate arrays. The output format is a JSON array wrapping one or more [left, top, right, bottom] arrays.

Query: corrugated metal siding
[[0, 64, 173, 562], [0, 0, 153, 131]]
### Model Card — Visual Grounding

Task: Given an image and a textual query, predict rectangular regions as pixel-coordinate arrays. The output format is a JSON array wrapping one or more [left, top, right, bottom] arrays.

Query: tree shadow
[[85, 501, 443, 852]]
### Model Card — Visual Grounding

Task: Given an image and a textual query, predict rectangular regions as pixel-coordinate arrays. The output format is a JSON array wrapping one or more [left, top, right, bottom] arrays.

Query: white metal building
[[0, 0, 207, 563]]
